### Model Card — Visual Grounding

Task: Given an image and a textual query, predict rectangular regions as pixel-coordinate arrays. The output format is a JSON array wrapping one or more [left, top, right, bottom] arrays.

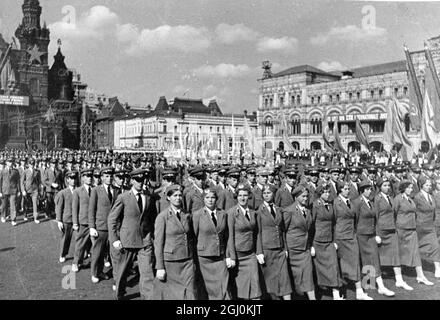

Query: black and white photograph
[[1, 0, 440, 303]]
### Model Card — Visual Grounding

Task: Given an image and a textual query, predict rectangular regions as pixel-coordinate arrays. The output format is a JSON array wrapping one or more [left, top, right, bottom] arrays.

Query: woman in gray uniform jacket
[[256, 184, 292, 300], [334, 181, 372, 300], [192, 188, 230, 300], [154, 185, 197, 299], [394, 180, 433, 286]]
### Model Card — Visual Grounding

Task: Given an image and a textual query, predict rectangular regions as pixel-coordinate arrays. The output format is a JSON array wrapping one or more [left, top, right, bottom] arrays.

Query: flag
[[322, 115, 335, 152], [231, 114, 236, 157], [179, 124, 184, 158], [422, 45, 440, 148], [333, 119, 347, 154], [243, 115, 263, 157], [355, 118, 369, 149], [383, 98, 413, 161], [279, 112, 295, 152], [404, 45, 423, 130]]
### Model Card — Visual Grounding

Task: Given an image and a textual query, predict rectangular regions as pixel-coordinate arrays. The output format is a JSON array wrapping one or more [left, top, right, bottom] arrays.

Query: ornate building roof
[[272, 65, 337, 78], [347, 61, 407, 78], [154, 96, 223, 115]]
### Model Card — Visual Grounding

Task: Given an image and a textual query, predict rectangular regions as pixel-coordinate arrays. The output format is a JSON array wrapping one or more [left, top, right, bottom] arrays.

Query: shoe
[[71, 264, 79, 272], [104, 261, 111, 268], [417, 277, 434, 286], [395, 281, 413, 291], [1, 217, 5, 223], [59, 256, 66, 263], [378, 287, 395, 297], [11, 221, 17, 226], [435, 270, 440, 278], [356, 292, 373, 300], [333, 296, 345, 300], [34, 219, 40, 224], [23, 217, 28, 222], [112, 284, 117, 292], [91, 276, 100, 284]]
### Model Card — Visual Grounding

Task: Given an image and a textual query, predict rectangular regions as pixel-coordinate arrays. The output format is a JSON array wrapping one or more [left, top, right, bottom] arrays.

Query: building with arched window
[[256, 36, 440, 154]]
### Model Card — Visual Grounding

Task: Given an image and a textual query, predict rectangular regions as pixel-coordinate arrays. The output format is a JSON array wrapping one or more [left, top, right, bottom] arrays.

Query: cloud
[[215, 23, 259, 44], [310, 25, 387, 45], [256, 36, 298, 53], [317, 61, 346, 72], [193, 63, 251, 79], [116, 23, 211, 55]]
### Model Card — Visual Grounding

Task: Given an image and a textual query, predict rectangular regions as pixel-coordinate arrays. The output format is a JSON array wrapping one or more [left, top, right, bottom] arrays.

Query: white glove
[[375, 236, 382, 245], [112, 240, 123, 250], [256, 254, 265, 265], [156, 269, 166, 281], [334, 243, 338, 250], [57, 221, 64, 232], [90, 228, 98, 237], [22, 191, 27, 196], [73, 224, 79, 231], [52, 183, 58, 188], [226, 258, 236, 268], [311, 247, 316, 257]]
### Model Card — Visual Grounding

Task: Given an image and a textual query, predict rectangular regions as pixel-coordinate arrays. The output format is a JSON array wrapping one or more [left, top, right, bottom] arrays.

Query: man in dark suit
[[42, 159, 62, 219], [55, 171, 77, 263], [108, 168, 157, 300], [21, 158, 41, 223], [249, 167, 268, 210], [88, 167, 116, 284], [72, 169, 94, 272], [0, 158, 21, 226], [274, 167, 296, 208], [217, 168, 240, 211], [347, 167, 361, 200], [185, 167, 206, 214]]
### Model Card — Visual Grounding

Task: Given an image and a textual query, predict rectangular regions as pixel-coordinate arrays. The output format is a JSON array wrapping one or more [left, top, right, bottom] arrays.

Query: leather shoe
[[91, 276, 100, 284], [71, 264, 79, 272], [395, 281, 413, 291], [378, 287, 395, 297], [356, 292, 373, 300], [417, 277, 434, 286], [59, 256, 66, 263]]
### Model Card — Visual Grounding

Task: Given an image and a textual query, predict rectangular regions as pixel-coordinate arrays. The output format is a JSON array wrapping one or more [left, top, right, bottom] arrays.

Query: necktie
[[346, 199, 351, 209], [87, 187, 91, 197], [107, 185, 113, 203], [301, 208, 306, 218], [137, 193, 143, 212], [366, 200, 372, 209], [176, 210, 181, 221], [269, 203, 276, 219], [386, 195, 392, 207], [428, 195, 433, 206], [211, 211, 217, 227], [324, 203, 329, 211], [245, 210, 250, 221]]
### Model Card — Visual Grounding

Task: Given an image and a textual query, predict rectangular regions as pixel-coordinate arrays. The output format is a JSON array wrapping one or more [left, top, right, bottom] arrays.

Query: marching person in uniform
[[0, 158, 21, 226], [42, 158, 62, 219], [185, 167, 206, 214], [217, 168, 240, 211], [311, 184, 344, 300], [154, 168, 175, 214], [71, 169, 94, 273], [154, 185, 196, 300], [274, 167, 296, 208], [108, 168, 157, 300], [249, 168, 268, 210], [433, 177, 440, 241], [192, 188, 230, 300], [227, 184, 263, 300], [55, 171, 76, 263], [257, 184, 292, 300], [21, 158, 41, 224]]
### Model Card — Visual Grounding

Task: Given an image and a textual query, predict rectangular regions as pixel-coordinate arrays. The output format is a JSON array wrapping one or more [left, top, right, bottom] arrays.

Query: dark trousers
[[1, 194, 16, 221], [60, 223, 73, 258], [91, 230, 109, 277], [24, 191, 39, 220], [73, 224, 90, 265], [45, 192, 55, 218], [116, 245, 154, 300]]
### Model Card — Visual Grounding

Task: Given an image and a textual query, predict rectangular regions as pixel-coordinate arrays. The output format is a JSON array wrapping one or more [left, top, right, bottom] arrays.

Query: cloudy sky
[[1, 0, 440, 113]]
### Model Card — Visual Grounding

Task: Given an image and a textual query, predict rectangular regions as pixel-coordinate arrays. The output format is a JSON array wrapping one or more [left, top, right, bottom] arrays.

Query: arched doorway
[[369, 141, 383, 152], [348, 141, 360, 152], [291, 141, 300, 150], [278, 141, 284, 151], [310, 141, 321, 150]]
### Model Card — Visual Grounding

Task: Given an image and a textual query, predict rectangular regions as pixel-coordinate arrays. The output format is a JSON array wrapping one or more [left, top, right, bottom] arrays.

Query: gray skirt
[[261, 248, 292, 297], [313, 241, 342, 288], [417, 226, 440, 262], [357, 234, 382, 277], [335, 238, 361, 282], [397, 228, 421, 267], [288, 249, 314, 294], [153, 258, 196, 300], [198, 256, 230, 300], [377, 229, 400, 266], [231, 252, 262, 299]]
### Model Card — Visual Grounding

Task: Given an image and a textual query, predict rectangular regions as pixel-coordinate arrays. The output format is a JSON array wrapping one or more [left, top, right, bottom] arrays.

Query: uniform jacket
[[407, 175, 420, 198], [347, 180, 360, 201], [21, 167, 40, 194], [217, 187, 237, 211], [311, 198, 335, 243], [353, 196, 376, 236], [0, 166, 20, 195], [42, 167, 63, 193], [334, 195, 357, 240], [374, 192, 396, 232], [256, 202, 286, 250], [274, 184, 294, 208], [394, 194, 417, 230], [249, 184, 264, 211], [72, 185, 92, 225], [434, 190, 440, 227], [108, 189, 157, 249], [327, 180, 338, 202], [55, 187, 74, 223], [154, 207, 194, 269], [185, 185, 204, 214], [226, 204, 262, 261], [283, 201, 313, 251], [193, 207, 228, 257], [414, 191, 436, 231], [88, 184, 117, 231]]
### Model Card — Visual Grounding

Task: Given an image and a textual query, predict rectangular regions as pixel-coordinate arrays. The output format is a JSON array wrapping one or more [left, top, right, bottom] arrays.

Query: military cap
[[375, 177, 390, 188], [349, 166, 362, 174], [100, 166, 115, 175], [291, 185, 309, 198], [129, 168, 148, 177], [65, 170, 78, 179], [282, 166, 297, 175], [410, 166, 421, 173], [140, 156, 147, 162], [218, 167, 228, 176], [165, 184, 183, 195], [114, 169, 128, 177], [367, 166, 377, 173], [394, 165, 405, 173], [358, 180, 372, 192], [246, 167, 256, 175], [163, 168, 176, 178], [422, 163, 435, 171], [384, 165, 393, 172], [189, 166, 205, 178], [256, 167, 270, 176], [50, 158, 57, 164], [308, 167, 320, 176], [329, 166, 341, 174], [81, 168, 94, 176], [227, 167, 241, 177]]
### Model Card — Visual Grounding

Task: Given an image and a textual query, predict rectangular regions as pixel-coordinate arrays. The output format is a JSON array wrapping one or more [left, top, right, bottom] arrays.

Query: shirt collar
[[285, 183, 292, 192], [238, 204, 248, 215]]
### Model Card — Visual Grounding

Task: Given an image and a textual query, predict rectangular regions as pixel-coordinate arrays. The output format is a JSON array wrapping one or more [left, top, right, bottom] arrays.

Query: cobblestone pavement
[[1, 215, 440, 300]]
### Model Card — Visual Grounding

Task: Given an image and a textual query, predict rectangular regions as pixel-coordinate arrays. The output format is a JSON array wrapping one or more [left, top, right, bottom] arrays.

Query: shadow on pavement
[[0, 247, 15, 253]]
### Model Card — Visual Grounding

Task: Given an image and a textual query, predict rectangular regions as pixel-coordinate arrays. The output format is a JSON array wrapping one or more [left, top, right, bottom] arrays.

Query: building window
[[30, 78, 40, 96], [403, 86, 408, 96], [264, 119, 273, 136], [329, 95, 333, 103], [270, 98, 273, 107], [357, 92, 361, 100], [264, 98, 268, 108], [291, 120, 301, 135], [311, 97, 314, 105], [297, 95, 301, 105], [336, 94, 340, 102], [394, 87, 399, 97], [279, 96, 284, 106], [349, 92, 353, 101], [379, 89, 383, 98], [317, 96, 321, 104], [291, 95, 295, 105], [163, 125, 167, 133], [311, 119, 322, 134]]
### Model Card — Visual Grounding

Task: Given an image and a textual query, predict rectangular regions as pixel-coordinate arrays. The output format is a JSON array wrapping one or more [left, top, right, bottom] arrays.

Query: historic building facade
[[257, 35, 440, 157]]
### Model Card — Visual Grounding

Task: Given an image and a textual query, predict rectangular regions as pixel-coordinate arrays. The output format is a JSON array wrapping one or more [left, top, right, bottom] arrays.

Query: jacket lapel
[[204, 207, 217, 232]]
